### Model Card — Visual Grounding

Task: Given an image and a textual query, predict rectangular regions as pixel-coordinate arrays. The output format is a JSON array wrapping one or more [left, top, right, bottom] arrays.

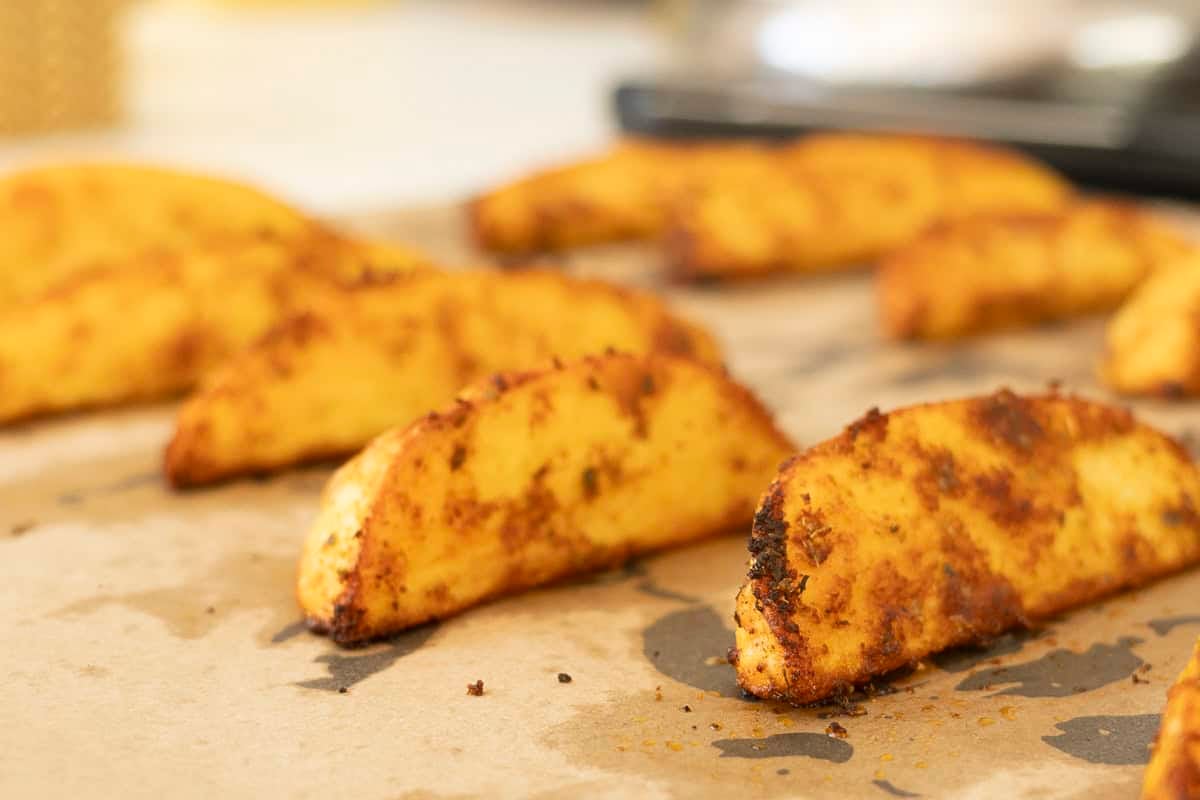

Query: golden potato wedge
[[1102, 256, 1200, 397], [0, 162, 324, 306], [297, 352, 794, 643], [733, 389, 1200, 705], [165, 269, 723, 487], [470, 139, 780, 254], [1142, 638, 1200, 800], [667, 134, 1073, 281], [0, 236, 428, 423], [878, 201, 1196, 339]]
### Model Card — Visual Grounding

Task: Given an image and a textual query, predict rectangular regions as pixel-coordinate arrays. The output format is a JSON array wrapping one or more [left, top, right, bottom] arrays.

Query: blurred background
[[2, 0, 1198, 215]]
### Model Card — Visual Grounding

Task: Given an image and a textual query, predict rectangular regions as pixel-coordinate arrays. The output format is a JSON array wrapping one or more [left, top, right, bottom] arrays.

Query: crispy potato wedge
[[470, 139, 783, 254], [0, 236, 428, 423], [0, 163, 323, 306], [1102, 256, 1200, 397], [165, 269, 722, 486], [297, 352, 794, 643], [667, 134, 1073, 281], [1142, 637, 1200, 800], [878, 201, 1196, 339], [733, 389, 1200, 705]]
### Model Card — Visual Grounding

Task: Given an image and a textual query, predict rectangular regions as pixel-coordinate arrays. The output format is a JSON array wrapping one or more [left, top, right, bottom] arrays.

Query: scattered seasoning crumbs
[[467, 680, 485, 696], [825, 722, 849, 739], [654, 686, 663, 702], [682, 705, 692, 713], [10, 520, 36, 536], [338, 687, 348, 694], [557, 673, 572, 684], [709, 722, 722, 731]]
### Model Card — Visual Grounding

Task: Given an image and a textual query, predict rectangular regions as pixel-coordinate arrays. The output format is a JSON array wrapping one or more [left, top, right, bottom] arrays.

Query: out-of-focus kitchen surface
[[4, 0, 1200, 211], [0, 0, 669, 215]]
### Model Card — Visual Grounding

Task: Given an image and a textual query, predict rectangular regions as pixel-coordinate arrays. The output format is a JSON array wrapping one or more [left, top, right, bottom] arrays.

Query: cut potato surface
[[734, 389, 1200, 704], [1141, 637, 1200, 800], [879, 201, 1195, 339], [297, 352, 794, 644], [165, 269, 722, 486], [667, 134, 1073, 281], [0, 162, 323, 306]]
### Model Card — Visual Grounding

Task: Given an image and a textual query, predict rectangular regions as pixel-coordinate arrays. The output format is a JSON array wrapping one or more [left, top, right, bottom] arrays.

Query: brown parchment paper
[[2, 205, 1199, 800]]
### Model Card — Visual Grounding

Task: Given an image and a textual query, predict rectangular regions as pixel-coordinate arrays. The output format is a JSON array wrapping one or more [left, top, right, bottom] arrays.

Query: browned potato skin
[[0, 162, 324, 306], [879, 201, 1196, 340], [469, 139, 784, 254], [667, 134, 1074, 281], [1142, 638, 1200, 800], [165, 269, 722, 487], [1102, 256, 1200, 398], [733, 390, 1200, 705], [0, 235, 428, 424], [297, 353, 795, 645]]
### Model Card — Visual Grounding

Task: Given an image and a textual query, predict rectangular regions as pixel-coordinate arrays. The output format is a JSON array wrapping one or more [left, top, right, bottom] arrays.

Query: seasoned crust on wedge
[[733, 389, 1200, 704], [0, 162, 325, 306], [297, 352, 794, 644], [164, 269, 723, 487], [469, 139, 778, 254], [1102, 256, 1200, 398], [0, 236, 428, 424], [1142, 638, 1200, 800], [879, 201, 1196, 339], [666, 134, 1072, 281]]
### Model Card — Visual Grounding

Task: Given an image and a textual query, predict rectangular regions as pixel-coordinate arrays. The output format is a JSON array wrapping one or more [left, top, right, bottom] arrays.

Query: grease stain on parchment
[[295, 625, 437, 692], [642, 605, 738, 695], [955, 637, 1143, 697], [872, 778, 922, 797], [931, 629, 1040, 673], [712, 733, 852, 762], [52, 551, 298, 643], [1148, 615, 1200, 636], [1041, 714, 1160, 765]]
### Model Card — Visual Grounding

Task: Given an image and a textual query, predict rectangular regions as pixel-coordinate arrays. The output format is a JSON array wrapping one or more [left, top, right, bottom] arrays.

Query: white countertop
[[0, 0, 669, 216]]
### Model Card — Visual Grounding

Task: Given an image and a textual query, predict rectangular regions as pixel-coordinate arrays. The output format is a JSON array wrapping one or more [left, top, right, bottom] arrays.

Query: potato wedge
[[1142, 637, 1200, 800], [667, 134, 1073, 281], [297, 352, 794, 643], [0, 236, 427, 423], [0, 163, 323, 306], [1102, 256, 1200, 397], [733, 389, 1200, 705], [165, 269, 722, 486], [470, 139, 777, 254], [878, 201, 1196, 339]]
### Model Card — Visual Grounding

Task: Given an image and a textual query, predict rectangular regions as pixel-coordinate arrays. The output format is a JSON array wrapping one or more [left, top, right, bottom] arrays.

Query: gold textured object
[[0, 0, 125, 134]]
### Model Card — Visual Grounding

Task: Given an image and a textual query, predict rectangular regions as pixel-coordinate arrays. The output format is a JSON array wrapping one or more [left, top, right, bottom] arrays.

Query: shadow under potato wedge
[[0, 236, 427, 424], [469, 139, 779, 254], [732, 389, 1200, 705], [666, 134, 1073, 281], [297, 351, 794, 645], [878, 200, 1197, 340], [1141, 637, 1200, 800], [1102, 255, 1200, 398], [0, 162, 325, 307], [164, 268, 723, 487]]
